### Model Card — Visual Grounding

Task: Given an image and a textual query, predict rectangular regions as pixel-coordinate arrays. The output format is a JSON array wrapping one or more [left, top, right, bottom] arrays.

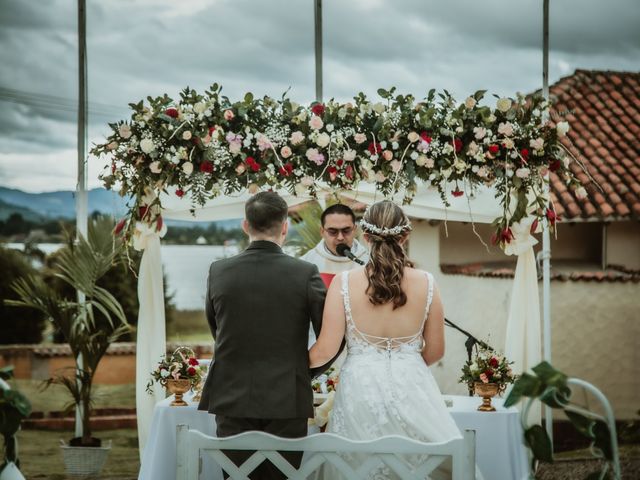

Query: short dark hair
[[321, 204, 356, 226], [245, 191, 288, 234]]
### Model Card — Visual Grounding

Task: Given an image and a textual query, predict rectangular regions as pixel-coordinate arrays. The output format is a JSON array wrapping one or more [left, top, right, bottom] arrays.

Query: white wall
[[607, 221, 640, 269]]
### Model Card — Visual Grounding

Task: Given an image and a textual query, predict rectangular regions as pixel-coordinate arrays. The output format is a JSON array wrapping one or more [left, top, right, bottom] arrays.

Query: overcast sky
[[0, 0, 638, 193]]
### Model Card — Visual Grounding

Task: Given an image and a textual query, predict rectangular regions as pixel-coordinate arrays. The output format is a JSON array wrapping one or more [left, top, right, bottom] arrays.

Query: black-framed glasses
[[325, 227, 355, 237]]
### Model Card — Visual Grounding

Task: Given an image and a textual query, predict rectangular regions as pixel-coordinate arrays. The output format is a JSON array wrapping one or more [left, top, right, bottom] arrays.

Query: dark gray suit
[[197, 240, 327, 478]]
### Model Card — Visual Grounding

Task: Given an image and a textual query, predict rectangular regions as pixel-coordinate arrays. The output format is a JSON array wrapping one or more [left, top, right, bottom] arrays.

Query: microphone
[[336, 244, 365, 265]]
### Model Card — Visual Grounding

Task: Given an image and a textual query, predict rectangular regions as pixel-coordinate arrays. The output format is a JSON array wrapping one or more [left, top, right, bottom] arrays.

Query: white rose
[[338, 108, 347, 119], [503, 138, 515, 149], [182, 130, 192, 140], [464, 97, 477, 109], [193, 102, 206, 114], [496, 98, 512, 112], [410, 151, 419, 160], [473, 127, 486, 140], [354, 133, 367, 144], [372, 102, 385, 114], [407, 131, 419, 143], [515, 167, 530, 178], [575, 186, 588, 199], [118, 124, 132, 139], [309, 115, 324, 130], [182, 162, 194, 175], [301, 176, 314, 187], [415, 155, 427, 167], [556, 121, 570, 137], [290, 131, 305, 145], [530, 138, 545, 150], [326, 124, 334, 132], [316, 132, 331, 148], [229, 142, 242, 155], [140, 138, 155, 154], [149, 161, 162, 174], [467, 141, 479, 155], [498, 122, 514, 137], [343, 150, 356, 162]]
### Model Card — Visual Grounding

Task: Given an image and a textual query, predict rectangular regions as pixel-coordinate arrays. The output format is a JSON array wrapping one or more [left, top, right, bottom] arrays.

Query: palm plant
[[7, 218, 130, 447], [288, 201, 324, 257]]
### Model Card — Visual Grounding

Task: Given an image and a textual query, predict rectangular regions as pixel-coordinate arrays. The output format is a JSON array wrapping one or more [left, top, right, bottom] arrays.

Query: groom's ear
[[242, 219, 251, 236], [281, 219, 289, 238]]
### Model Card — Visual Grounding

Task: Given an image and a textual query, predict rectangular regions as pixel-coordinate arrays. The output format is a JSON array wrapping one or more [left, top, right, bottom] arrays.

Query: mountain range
[[0, 186, 240, 229]]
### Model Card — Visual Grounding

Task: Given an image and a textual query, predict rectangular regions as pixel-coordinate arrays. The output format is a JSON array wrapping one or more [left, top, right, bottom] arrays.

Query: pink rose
[[382, 150, 393, 161], [280, 146, 292, 158], [309, 115, 324, 130], [480, 373, 489, 384], [290, 131, 305, 145], [223, 109, 235, 121], [390, 159, 402, 173], [354, 133, 367, 144], [235, 163, 246, 175]]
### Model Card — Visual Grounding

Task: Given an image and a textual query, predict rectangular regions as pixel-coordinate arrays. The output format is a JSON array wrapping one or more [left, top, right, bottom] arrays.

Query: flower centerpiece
[[147, 347, 203, 406], [459, 346, 517, 412], [312, 367, 339, 395]]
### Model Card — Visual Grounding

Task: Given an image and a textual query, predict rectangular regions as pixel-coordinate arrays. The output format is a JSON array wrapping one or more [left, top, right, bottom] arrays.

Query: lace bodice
[[340, 270, 434, 357]]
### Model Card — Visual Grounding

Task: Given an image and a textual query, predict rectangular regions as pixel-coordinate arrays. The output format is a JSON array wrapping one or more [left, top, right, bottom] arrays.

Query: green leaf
[[504, 373, 543, 407], [532, 361, 568, 388], [539, 385, 571, 408], [565, 411, 595, 438], [377, 88, 389, 99], [0, 367, 14, 381], [593, 420, 614, 461], [244, 92, 254, 104], [524, 425, 553, 463]]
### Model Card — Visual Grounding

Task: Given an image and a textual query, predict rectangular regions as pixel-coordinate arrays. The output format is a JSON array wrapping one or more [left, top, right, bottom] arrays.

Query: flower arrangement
[[147, 347, 203, 392], [312, 367, 339, 394], [91, 84, 583, 250], [459, 346, 517, 390]]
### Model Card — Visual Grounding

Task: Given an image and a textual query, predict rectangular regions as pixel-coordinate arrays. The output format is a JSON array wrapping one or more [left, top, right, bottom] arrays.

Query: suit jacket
[[198, 240, 327, 419]]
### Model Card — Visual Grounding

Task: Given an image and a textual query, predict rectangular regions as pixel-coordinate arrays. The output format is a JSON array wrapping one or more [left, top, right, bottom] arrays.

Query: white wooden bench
[[176, 424, 475, 479]]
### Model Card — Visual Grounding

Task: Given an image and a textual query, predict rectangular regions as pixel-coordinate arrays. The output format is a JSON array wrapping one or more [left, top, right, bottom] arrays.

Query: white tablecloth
[[139, 393, 528, 480]]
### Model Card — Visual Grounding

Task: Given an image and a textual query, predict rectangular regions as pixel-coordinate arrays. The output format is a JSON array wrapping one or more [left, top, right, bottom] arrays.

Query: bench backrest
[[176, 424, 475, 480]]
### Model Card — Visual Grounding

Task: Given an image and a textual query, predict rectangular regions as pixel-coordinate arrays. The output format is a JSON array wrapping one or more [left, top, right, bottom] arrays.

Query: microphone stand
[[444, 318, 493, 396]]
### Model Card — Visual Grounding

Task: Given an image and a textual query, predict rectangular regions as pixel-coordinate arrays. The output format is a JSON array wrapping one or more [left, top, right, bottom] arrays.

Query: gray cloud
[[0, 0, 638, 192]]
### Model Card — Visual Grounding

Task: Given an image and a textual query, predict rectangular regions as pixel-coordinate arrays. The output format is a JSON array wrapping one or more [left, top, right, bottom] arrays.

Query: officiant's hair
[[245, 191, 288, 235], [363, 201, 414, 309], [320, 204, 356, 226]]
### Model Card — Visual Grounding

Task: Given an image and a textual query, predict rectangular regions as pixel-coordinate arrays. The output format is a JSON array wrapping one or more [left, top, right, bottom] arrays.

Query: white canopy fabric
[[134, 183, 542, 454]]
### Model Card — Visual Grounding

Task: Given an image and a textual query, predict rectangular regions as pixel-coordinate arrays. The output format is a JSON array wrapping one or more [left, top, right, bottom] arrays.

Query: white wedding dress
[[320, 270, 465, 479]]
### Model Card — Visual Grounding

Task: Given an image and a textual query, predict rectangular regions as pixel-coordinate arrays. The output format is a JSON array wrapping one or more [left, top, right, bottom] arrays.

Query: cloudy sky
[[0, 0, 638, 193]]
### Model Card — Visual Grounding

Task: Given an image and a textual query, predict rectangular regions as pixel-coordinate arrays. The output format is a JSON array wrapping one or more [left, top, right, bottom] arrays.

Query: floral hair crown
[[359, 208, 412, 237]]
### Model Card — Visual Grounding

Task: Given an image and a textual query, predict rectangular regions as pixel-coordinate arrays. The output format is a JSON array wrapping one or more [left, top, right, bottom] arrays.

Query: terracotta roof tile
[[547, 70, 640, 221]]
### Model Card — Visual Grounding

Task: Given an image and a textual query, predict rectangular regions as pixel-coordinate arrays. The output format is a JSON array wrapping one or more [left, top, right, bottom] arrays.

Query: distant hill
[[0, 186, 241, 229]]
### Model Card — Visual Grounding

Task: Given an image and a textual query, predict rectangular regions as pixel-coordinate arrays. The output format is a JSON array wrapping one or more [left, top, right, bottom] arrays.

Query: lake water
[[7, 243, 240, 310]]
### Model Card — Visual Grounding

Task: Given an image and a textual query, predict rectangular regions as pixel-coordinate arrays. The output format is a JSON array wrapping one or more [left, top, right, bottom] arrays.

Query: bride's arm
[[422, 285, 445, 366], [309, 278, 346, 368]]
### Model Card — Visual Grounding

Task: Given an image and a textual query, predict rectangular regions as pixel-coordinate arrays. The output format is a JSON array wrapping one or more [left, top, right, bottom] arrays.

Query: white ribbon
[[133, 221, 167, 252], [503, 217, 538, 257]]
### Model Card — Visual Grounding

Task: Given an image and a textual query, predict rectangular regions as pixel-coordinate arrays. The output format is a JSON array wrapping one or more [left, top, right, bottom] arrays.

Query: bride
[[309, 200, 465, 479]]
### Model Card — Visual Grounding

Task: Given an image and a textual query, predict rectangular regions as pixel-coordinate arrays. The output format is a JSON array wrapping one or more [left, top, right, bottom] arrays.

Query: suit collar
[[246, 240, 283, 253]]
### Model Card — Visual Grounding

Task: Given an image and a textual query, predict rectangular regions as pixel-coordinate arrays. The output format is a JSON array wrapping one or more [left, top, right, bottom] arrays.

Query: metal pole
[[542, 0, 554, 450], [314, 0, 323, 102], [75, 0, 88, 439]]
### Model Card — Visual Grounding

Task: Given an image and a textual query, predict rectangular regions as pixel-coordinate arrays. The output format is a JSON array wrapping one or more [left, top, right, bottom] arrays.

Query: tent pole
[[542, 0, 554, 450], [314, 0, 323, 102]]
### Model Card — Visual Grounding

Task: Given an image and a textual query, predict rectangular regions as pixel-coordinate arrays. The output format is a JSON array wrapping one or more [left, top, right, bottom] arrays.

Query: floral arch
[[92, 84, 582, 450]]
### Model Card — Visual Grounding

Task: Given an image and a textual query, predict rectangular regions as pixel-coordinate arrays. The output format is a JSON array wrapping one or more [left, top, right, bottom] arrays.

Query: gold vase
[[474, 382, 500, 412], [166, 379, 191, 406]]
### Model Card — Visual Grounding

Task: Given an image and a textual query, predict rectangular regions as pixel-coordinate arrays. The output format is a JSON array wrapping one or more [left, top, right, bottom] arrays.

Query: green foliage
[[7, 217, 130, 444], [288, 202, 323, 257], [0, 366, 32, 469], [0, 246, 46, 344], [505, 361, 618, 478]]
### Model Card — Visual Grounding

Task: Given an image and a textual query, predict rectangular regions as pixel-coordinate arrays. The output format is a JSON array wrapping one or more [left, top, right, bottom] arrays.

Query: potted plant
[[459, 345, 517, 411], [0, 366, 31, 480], [7, 219, 130, 477], [147, 347, 203, 406]]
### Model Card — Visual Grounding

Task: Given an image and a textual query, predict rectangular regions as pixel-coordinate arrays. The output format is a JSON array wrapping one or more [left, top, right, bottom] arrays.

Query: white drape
[[136, 232, 166, 458]]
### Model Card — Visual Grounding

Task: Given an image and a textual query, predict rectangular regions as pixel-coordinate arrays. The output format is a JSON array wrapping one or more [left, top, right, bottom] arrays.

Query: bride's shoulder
[[404, 267, 430, 278]]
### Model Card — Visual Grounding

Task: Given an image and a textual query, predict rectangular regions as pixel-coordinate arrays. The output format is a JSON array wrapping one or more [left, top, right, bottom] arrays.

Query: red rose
[[246, 157, 261, 172], [188, 357, 199, 366], [453, 138, 463, 153], [488, 144, 500, 155], [489, 357, 499, 368], [208, 126, 217, 136], [328, 166, 339, 182], [484, 370, 493, 378], [200, 161, 214, 173], [420, 132, 432, 144], [546, 208, 558, 226], [165, 107, 179, 118], [113, 218, 127, 235], [187, 367, 196, 376], [549, 159, 561, 172], [520, 148, 529, 162], [336, 159, 344, 167], [530, 218, 539, 234], [175, 189, 184, 198], [367, 142, 383, 155], [278, 163, 293, 177], [500, 227, 514, 244], [311, 103, 325, 116], [451, 188, 464, 197]]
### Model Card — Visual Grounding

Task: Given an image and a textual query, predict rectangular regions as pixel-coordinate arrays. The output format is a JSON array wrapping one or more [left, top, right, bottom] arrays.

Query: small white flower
[[575, 186, 588, 199], [343, 150, 356, 162], [140, 138, 155, 154], [118, 124, 132, 139], [182, 162, 194, 175], [410, 151, 419, 160], [503, 138, 515, 149], [182, 130, 192, 141], [149, 161, 162, 174], [326, 124, 335, 132], [556, 121, 570, 137], [391, 141, 399, 150], [464, 97, 477, 109], [160, 369, 170, 378], [496, 97, 512, 112], [380, 141, 387, 149], [338, 108, 347, 119]]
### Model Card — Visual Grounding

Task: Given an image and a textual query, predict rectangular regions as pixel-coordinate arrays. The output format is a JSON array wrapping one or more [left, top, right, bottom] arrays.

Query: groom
[[198, 191, 328, 479]]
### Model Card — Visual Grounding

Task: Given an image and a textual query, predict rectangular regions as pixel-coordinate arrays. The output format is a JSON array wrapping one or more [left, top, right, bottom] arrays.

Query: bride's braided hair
[[360, 201, 414, 309]]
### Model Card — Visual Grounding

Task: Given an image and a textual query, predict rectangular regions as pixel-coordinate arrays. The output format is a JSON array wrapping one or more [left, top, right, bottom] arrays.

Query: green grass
[[16, 429, 139, 479], [167, 309, 211, 343]]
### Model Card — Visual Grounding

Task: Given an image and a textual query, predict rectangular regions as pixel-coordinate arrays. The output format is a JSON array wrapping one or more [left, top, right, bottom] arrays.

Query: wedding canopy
[[135, 183, 543, 452]]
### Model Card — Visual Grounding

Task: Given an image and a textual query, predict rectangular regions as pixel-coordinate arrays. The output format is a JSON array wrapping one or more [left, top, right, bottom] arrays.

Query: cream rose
[[316, 132, 330, 148], [182, 161, 194, 175], [407, 131, 419, 143], [496, 98, 512, 112], [464, 97, 477, 109], [149, 161, 162, 174], [556, 121, 570, 137], [498, 122, 514, 137], [290, 131, 305, 145], [343, 149, 356, 162], [118, 124, 132, 139], [182, 131, 192, 141], [530, 138, 545, 150], [575, 186, 588, 199], [280, 146, 292, 158], [140, 138, 155, 154], [372, 102, 385, 114], [390, 159, 402, 173], [473, 127, 486, 140]]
